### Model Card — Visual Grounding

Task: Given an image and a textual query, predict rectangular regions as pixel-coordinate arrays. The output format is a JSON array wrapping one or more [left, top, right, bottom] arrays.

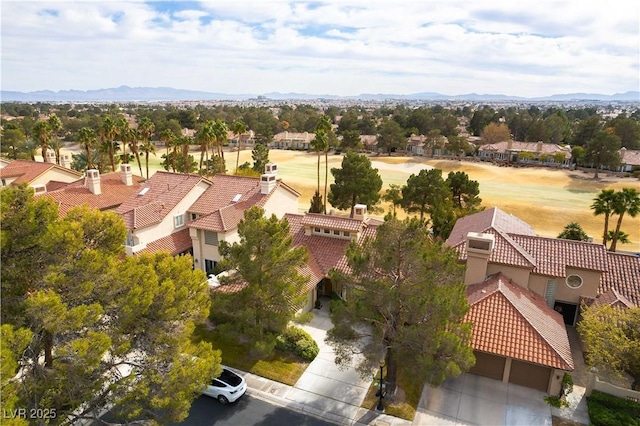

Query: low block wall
[[586, 375, 640, 401]]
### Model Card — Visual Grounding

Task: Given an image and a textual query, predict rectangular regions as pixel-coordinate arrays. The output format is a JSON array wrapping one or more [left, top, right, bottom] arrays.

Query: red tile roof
[[0, 159, 82, 184], [446, 207, 536, 247], [465, 273, 574, 371], [116, 172, 209, 229], [140, 228, 192, 256], [40, 171, 146, 216], [600, 252, 640, 307], [188, 174, 300, 232], [301, 213, 364, 232], [589, 289, 636, 309], [452, 229, 536, 269]]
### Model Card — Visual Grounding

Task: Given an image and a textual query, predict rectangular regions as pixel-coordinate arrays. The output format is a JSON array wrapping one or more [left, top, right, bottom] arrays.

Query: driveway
[[293, 298, 372, 423], [413, 373, 553, 425]]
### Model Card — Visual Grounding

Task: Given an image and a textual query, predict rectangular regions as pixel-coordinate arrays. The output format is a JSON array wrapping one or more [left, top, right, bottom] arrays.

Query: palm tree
[[309, 130, 327, 206], [212, 119, 229, 166], [591, 189, 616, 246], [48, 114, 63, 164], [197, 121, 215, 174], [116, 117, 132, 164], [33, 120, 50, 162], [77, 127, 97, 169], [607, 230, 630, 248], [231, 119, 248, 173], [138, 117, 156, 178], [159, 129, 176, 172], [100, 117, 118, 171], [316, 115, 333, 214], [609, 188, 640, 252]]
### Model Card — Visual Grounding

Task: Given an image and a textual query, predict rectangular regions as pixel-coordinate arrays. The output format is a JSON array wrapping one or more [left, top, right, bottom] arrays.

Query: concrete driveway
[[413, 373, 553, 425], [292, 299, 372, 423]]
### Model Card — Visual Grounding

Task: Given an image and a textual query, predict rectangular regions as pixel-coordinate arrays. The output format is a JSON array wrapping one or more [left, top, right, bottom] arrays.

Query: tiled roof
[[188, 174, 299, 232], [508, 234, 608, 276], [590, 289, 636, 309], [0, 159, 82, 184], [479, 141, 571, 155], [286, 213, 382, 276], [41, 172, 146, 216], [600, 252, 640, 307], [446, 207, 536, 247], [452, 228, 537, 269], [116, 172, 209, 229], [465, 273, 574, 371], [619, 148, 640, 166], [301, 213, 364, 232], [273, 131, 315, 142], [140, 228, 192, 256]]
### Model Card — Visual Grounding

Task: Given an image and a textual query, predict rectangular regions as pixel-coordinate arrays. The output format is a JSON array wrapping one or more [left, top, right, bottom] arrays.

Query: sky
[[1, 0, 639, 97]]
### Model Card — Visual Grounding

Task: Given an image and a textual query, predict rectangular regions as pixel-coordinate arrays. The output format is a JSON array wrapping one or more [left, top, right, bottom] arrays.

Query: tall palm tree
[[212, 119, 229, 165], [317, 115, 333, 214], [609, 188, 640, 252], [309, 130, 327, 204], [159, 129, 176, 172], [33, 120, 50, 162], [138, 117, 156, 178], [100, 117, 118, 171], [48, 114, 63, 164], [591, 189, 616, 246], [116, 117, 132, 164], [231, 119, 248, 173], [197, 121, 215, 174], [77, 127, 97, 170]]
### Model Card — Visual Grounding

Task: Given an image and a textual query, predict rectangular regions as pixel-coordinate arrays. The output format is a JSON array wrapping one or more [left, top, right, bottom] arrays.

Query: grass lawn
[[193, 324, 308, 386], [360, 364, 423, 421]]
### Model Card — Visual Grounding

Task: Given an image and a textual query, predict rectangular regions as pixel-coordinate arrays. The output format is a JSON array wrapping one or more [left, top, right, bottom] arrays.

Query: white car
[[202, 368, 247, 404]]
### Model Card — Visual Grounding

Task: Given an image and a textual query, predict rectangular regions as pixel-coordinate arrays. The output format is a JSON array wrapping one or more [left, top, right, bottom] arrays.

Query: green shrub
[[544, 395, 569, 408], [561, 373, 574, 396], [276, 326, 319, 361], [587, 390, 640, 426]]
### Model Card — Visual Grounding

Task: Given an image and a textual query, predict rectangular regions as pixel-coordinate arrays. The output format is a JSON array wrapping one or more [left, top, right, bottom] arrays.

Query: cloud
[[1, 0, 638, 97]]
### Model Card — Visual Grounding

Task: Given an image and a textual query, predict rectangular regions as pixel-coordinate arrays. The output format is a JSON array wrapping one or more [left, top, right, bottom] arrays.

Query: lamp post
[[376, 359, 385, 411]]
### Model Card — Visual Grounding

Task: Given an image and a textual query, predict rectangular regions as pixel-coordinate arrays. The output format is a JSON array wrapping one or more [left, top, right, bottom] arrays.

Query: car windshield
[[218, 369, 242, 387]]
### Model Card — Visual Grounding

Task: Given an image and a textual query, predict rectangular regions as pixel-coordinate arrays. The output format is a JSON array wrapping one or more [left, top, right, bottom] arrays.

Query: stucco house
[[187, 163, 300, 275], [37, 164, 146, 216], [617, 147, 640, 173], [0, 159, 82, 192], [272, 131, 316, 150], [446, 207, 639, 394], [478, 140, 571, 164]]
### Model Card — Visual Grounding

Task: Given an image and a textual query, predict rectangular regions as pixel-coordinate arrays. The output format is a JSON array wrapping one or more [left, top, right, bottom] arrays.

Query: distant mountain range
[[1, 85, 638, 102]]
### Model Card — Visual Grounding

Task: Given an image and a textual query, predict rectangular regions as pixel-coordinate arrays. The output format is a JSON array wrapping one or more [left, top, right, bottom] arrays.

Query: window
[[344, 232, 350, 237], [205, 259, 216, 275], [126, 231, 135, 247], [314, 227, 321, 233], [333, 230, 340, 235], [190, 213, 198, 221], [566, 275, 583, 289], [174, 214, 184, 228], [204, 231, 219, 246], [323, 228, 330, 234], [544, 280, 557, 307]]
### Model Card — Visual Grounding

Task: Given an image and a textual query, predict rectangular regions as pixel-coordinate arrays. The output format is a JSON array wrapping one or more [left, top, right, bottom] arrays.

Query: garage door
[[509, 360, 551, 392], [469, 351, 505, 380]]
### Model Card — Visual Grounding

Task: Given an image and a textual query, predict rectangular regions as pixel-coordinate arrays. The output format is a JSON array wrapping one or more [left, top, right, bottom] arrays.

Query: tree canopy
[[557, 222, 590, 241], [326, 219, 474, 395], [217, 206, 309, 345], [1, 185, 220, 425], [585, 130, 621, 179], [328, 152, 383, 217]]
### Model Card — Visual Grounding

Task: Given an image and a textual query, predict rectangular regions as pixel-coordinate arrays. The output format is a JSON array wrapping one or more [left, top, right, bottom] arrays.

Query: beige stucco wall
[[528, 268, 601, 304], [549, 369, 566, 396], [192, 229, 240, 271], [485, 263, 531, 288], [263, 185, 300, 218], [128, 181, 210, 253]]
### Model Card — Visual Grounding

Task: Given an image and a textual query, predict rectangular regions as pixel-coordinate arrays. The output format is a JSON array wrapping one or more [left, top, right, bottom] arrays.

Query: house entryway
[[316, 278, 332, 298], [554, 301, 578, 325]]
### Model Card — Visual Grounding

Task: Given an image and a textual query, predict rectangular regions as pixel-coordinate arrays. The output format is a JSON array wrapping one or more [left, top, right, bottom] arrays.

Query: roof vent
[[138, 187, 150, 196], [232, 193, 242, 203]]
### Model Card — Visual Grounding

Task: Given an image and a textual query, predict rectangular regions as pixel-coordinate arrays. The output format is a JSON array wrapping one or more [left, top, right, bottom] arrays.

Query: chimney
[[507, 140, 513, 150], [86, 169, 101, 195], [537, 141, 543, 152], [464, 232, 495, 285], [353, 204, 367, 221], [45, 151, 56, 163], [60, 154, 71, 169], [120, 163, 133, 186]]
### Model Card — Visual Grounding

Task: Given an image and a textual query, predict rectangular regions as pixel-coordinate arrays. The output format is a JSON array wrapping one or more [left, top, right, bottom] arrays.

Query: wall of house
[[263, 186, 300, 218], [192, 229, 240, 271], [549, 369, 566, 396], [32, 169, 81, 186], [528, 269, 601, 304], [486, 264, 531, 288], [128, 182, 210, 253]]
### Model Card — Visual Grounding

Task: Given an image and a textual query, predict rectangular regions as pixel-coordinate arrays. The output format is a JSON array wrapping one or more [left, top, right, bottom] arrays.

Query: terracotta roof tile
[[600, 252, 640, 307], [465, 273, 574, 370], [40, 172, 146, 216], [446, 207, 536, 247], [139, 228, 192, 256], [301, 213, 364, 232], [116, 172, 209, 229], [452, 229, 536, 269], [0, 159, 82, 184]]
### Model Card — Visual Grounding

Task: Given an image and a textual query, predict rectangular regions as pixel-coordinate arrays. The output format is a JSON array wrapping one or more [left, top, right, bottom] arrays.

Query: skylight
[[138, 187, 150, 196], [232, 193, 242, 203]]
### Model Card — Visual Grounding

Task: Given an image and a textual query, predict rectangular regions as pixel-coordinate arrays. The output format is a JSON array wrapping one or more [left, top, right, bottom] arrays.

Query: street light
[[375, 359, 385, 411]]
